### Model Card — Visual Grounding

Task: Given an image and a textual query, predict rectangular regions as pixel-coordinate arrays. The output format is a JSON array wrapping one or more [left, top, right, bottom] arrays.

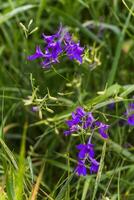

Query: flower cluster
[[28, 26, 84, 68], [64, 107, 109, 176], [64, 107, 109, 139], [75, 140, 99, 176], [126, 103, 134, 126]]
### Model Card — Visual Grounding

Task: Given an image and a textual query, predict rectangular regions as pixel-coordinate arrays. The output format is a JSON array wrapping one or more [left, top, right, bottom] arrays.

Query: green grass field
[[0, 0, 134, 199]]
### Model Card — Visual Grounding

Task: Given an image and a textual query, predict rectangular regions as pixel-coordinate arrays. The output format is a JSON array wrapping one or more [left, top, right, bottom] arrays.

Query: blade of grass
[[81, 178, 91, 200], [15, 122, 28, 200], [0, 139, 18, 169], [36, 0, 46, 26], [29, 163, 45, 200], [55, 173, 74, 200], [0, 4, 37, 25], [92, 142, 107, 200], [108, 2, 134, 86]]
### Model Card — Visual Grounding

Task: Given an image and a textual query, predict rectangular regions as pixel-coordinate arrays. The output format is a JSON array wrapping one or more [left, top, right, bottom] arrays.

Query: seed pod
[[46, 107, 54, 113]]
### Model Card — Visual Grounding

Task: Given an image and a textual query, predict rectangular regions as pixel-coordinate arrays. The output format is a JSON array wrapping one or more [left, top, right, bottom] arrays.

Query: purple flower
[[64, 41, 84, 64], [28, 46, 45, 60], [90, 158, 99, 174], [64, 107, 86, 136], [42, 25, 62, 44], [83, 112, 95, 129], [64, 107, 96, 136], [28, 26, 85, 68], [66, 112, 81, 127], [76, 142, 95, 159], [63, 106, 109, 176], [41, 40, 62, 68], [76, 107, 86, 118], [28, 26, 63, 68], [64, 125, 79, 136], [32, 106, 39, 112], [95, 121, 109, 139], [127, 114, 134, 126], [64, 32, 84, 63], [75, 160, 87, 176], [126, 103, 134, 126], [75, 140, 99, 176]]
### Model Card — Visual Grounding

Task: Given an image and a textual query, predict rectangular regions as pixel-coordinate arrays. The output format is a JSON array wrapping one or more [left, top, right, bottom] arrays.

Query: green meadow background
[[0, 0, 134, 199]]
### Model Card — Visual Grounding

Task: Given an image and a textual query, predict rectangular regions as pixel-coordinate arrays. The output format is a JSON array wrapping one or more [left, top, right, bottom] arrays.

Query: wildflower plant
[[28, 25, 84, 68], [64, 107, 109, 176], [25, 25, 134, 181], [26, 26, 111, 177]]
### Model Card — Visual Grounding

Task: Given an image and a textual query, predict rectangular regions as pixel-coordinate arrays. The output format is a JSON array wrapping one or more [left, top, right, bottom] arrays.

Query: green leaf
[[0, 4, 37, 25]]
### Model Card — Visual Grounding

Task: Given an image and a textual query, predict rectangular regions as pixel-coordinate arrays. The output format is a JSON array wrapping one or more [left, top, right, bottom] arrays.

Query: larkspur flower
[[28, 26, 84, 68], [83, 112, 95, 129], [126, 103, 134, 126], [90, 158, 99, 174], [64, 32, 84, 63], [64, 107, 95, 136], [75, 140, 99, 176], [28, 46, 45, 60], [64, 38, 84, 63], [63, 107, 112, 176], [64, 107, 85, 136], [127, 114, 134, 126], [42, 24, 62, 44], [64, 125, 79, 136], [64, 107, 109, 139], [76, 142, 95, 159], [75, 160, 87, 176], [95, 121, 109, 139], [76, 107, 86, 118]]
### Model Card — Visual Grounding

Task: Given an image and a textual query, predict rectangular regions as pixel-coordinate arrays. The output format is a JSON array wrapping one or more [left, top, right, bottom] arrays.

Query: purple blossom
[[76, 107, 86, 118], [66, 112, 81, 127], [63, 106, 110, 176], [126, 103, 134, 126], [90, 158, 99, 174], [75, 140, 99, 176], [32, 106, 39, 112], [64, 125, 79, 136], [64, 32, 84, 64], [28, 46, 45, 60], [64, 40, 84, 64], [42, 25, 62, 44], [95, 121, 109, 139], [64, 107, 95, 136], [75, 160, 87, 176], [127, 114, 134, 126], [83, 112, 95, 129], [76, 142, 95, 159], [64, 107, 85, 136], [28, 26, 84, 68]]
